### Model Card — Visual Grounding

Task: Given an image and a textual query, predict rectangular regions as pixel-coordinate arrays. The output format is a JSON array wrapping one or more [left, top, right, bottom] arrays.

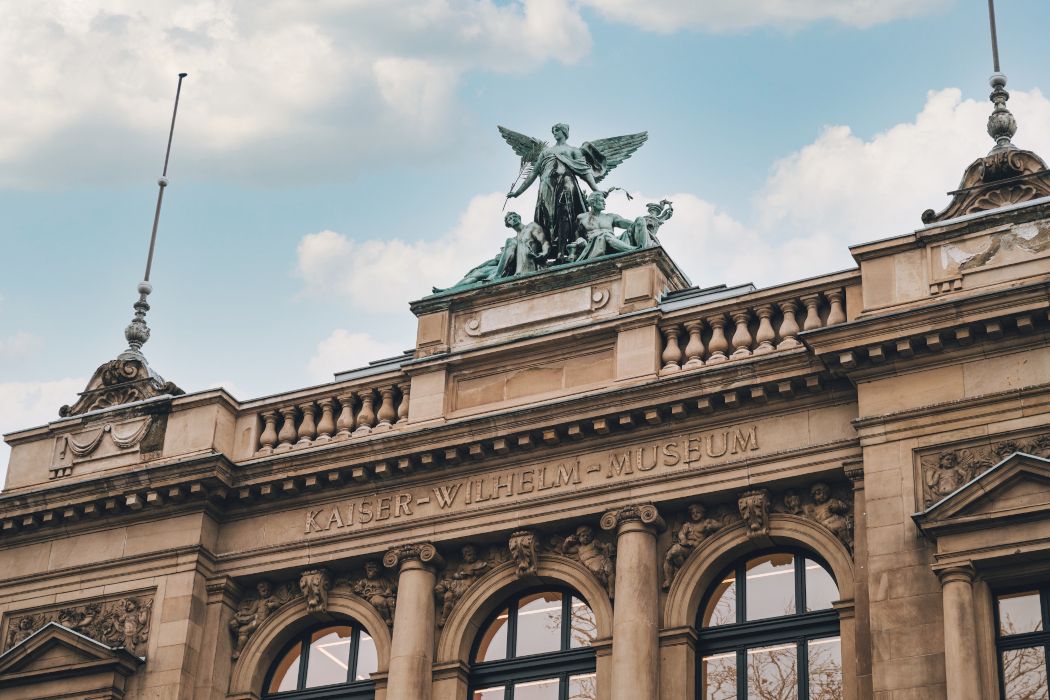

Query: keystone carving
[[5, 595, 154, 655], [351, 561, 397, 627], [738, 490, 771, 538], [662, 503, 724, 589], [229, 580, 299, 659], [508, 530, 538, 578], [553, 525, 616, 599], [299, 569, 332, 615], [921, 432, 1050, 506], [435, 544, 492, 626]]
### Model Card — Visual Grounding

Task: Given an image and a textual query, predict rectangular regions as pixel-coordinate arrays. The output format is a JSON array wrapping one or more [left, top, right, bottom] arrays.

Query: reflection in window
[[697, 551, 841, 699], [470, 588, 597, 700], [997, 588, 1050, 699], [265, 622, 377, 698]]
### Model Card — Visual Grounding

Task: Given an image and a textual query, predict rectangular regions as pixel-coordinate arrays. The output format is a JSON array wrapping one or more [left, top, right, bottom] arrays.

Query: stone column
[[384, 543, 444, 700], [601, 504, 665, 700], [938, 565, 982, 700]]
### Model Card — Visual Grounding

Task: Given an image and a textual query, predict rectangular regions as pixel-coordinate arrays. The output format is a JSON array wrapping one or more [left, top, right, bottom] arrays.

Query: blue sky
[[3, 0, 1050, 480]]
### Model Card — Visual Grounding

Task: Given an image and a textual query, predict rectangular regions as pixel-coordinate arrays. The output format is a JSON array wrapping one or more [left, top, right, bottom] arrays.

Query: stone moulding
[[2, 592, 155, 656]]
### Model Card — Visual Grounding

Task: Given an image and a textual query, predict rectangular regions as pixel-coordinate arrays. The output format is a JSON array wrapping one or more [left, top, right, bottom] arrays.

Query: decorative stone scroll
[[921, 432, 1050, 506], [349, 561, 397, 627], [508, 530, 538, 578], [599, 503, 665, 532], [4, 594, 154, 655], [552, 524, 616, 599], [59, 358, 182, 417], [382, 542, 445, 571], [299, 569, 332, 615]]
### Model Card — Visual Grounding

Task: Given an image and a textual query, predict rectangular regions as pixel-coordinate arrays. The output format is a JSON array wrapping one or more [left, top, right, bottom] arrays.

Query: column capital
[[843, 457, 864, 486], [383, 542, 444, 571], [937, 563, 976, 586], [600, 503, 665, 534]]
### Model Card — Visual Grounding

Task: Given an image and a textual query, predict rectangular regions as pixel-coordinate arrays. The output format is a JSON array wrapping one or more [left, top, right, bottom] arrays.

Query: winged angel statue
[[501, 123, 648, 261]]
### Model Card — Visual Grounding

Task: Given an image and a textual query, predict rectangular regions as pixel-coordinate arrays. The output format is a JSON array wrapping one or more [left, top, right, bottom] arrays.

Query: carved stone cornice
[[600, 503, 665, 533], [382, 542, 444, 571]]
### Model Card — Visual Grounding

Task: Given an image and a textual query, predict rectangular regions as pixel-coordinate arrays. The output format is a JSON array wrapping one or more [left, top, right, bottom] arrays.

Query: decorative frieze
[[435, 544, 495, 626], [921, 432, 1050, 506], [553, 524, 617, 599], [662, 503, 724, 589], [348, 561, 397, 626], [4, 594, 154, 655], [229, 580, 300, 659]]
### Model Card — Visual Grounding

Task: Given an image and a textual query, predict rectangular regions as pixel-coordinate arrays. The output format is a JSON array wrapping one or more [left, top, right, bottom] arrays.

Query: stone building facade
[[4, 128, 1050, 699]]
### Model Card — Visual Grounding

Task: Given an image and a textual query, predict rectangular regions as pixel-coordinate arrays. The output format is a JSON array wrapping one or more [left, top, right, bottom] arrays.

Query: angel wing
[[497, 125, 547, 164], [584, 131, 648, 182]]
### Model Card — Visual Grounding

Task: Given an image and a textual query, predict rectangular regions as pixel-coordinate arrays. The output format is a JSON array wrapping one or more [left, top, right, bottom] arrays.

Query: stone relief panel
[[49, 414, 165, 480], [346, 561, 397, 627], [660, 481, 855, 590], [229, 580, 301, 659], [552, 524, 617, 599], [920, 431, 1050, 507], [435, 544, 505, 626], [4, 593, 154, 655]]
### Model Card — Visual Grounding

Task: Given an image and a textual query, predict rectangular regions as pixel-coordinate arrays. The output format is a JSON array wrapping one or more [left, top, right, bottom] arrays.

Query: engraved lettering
[[537, 466, 555, 490], [706, 432, 729, 458], [732, 427, 759, 454], [433, 484, 461, 509], [494, 473, 513, 499], [557, 460, 581, 486], [519, 469, 535, 493], [416, 496, 431, 505], [586, 463, 602, 473], [662, 441, 681, 466], [359, 500, 374, 523], [325, 507, 345, 530], [396, 493, 412, 517], [637, 445, 658, 471], [686, 437, 702, 464], [346, 502, 355, 524], [377, 496, 392, 521], [305, 509, 324, 533], [606, 452, 632, 478]]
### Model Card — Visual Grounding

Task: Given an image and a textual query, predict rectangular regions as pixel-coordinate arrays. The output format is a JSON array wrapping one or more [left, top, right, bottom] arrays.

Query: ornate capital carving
[[843, 458, 864, 485], [600, 503, 665, 533], [383, 542, 444, 571]]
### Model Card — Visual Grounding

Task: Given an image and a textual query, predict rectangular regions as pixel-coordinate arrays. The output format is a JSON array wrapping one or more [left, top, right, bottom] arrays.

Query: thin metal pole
[[144, 72, 187, 282], [987, 0, 1001, 73]]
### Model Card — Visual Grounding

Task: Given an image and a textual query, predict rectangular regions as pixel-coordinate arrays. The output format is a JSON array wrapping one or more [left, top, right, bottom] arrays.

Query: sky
[[3, 0, 1050, 483]]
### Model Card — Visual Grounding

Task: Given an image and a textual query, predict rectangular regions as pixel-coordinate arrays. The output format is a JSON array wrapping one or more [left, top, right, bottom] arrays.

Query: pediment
[[0, 622, 142, 691], [917, 452, 1050, 531]]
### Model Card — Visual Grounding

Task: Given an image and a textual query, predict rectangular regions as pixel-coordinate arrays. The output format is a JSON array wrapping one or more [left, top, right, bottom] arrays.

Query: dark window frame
[[994, 585, 1050, 699], [695, 549, 841, 699], [468, 586, 597, 700], [263, 621, 377, 700]]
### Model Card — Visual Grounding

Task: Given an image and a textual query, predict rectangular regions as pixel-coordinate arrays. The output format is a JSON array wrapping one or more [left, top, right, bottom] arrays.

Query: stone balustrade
[[254, 383, 410, 457], [658, 286, 848, 375]]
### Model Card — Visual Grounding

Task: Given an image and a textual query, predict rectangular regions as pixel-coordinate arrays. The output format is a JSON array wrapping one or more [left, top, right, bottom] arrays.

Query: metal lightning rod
[[984, 0, 1017, 154], [987, 0, 1001, 73], [120, 72, 188, 360]]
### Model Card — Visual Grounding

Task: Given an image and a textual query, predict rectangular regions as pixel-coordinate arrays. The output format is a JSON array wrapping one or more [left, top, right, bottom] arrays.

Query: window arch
[[696, 550, 842, 699], [265, 621, 378, 699], [469, 586, 597, 699]]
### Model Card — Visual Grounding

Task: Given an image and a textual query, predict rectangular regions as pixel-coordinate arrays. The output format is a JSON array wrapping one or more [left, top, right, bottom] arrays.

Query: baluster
[[706, 315, 729, 364], [729, 310, 753, 359], [353, 390, 377, 437], [826, 289, 846, 325], [374, 387, 397, 432], [334, 393, 356, 441], [396, 385, 410, 424], [683, 320, 705, 369], [801, 294, 823, 331], [315, 398, 336, 444], [256, 411, 278, 456], [275, 406, 298, 453], [776, 300, 802, 349], [296, 402, 317, 447], [753, 305, 776, 355], [659, 323, 683, 374]]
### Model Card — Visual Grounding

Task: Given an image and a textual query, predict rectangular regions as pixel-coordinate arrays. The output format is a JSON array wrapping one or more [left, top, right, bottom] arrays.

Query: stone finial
[[120, 281, 153, 360], [987, 73, 1017, 153]]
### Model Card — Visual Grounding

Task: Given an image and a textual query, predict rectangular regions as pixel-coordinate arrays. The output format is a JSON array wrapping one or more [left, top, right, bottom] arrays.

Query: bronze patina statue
[[500, 123, 647, 261]]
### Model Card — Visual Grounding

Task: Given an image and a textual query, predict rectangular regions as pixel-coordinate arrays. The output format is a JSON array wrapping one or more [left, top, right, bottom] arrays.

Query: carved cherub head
[[575, 525, 594, 544], [256, 581, 273, 598], [938, 452, 959, 469], [364, 561, 380, 579], [811, 483, 830, 504], [782, 490, 802, 513], [462, 545, 478, 563], [687, 503, 706, 521], [504, 211, 521, 228]]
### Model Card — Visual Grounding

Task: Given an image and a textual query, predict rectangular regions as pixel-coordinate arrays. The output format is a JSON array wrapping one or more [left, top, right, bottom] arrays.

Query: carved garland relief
[[4, 594, 154, 655]]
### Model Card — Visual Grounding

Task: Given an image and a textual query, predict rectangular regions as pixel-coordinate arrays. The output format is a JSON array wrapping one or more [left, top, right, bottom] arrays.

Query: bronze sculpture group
[[439, 122, 673, 292]]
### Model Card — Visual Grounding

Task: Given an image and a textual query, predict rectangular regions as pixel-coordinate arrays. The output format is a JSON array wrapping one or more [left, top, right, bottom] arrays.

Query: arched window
[[265, 622, 378, 699], [697, 551, 842, 699], [469, 587, 597, 699]]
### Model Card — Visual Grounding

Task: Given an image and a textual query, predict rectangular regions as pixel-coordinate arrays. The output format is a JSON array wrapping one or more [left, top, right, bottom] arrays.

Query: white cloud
[[0, 378, 85, 491], [307, 330, 406, 382], [0, 331, 42, 360], [0, 0, 591, 186], [578, 0, 951, 32]]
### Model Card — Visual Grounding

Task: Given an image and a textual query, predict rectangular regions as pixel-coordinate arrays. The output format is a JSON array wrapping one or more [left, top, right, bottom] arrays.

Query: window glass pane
[[1002, 647, 1049, 699], [746, 554, 796, 621], [515, 591, 564, 657], [998, 591, 1044, 636], [805, 560, 838, 612], [473, 687, 506, 700], [703, 572, 737, 627], [569, 597, 597, 649], [356, 631, 378, 681], [569, 672, 597, 700], [747, 642, 798, 699], [514, 677, 560, 699], [476, 607, 510, 662], [808, 637, 842, 699], [305, 625, 352, 688], [267, 641, 302, 693], [701, 651, 737, 700]]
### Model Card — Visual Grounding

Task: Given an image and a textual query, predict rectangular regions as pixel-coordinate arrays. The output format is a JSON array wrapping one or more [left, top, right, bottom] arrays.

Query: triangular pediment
[[0, 622, 142, 683], [917, 452, 1050, 531]]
